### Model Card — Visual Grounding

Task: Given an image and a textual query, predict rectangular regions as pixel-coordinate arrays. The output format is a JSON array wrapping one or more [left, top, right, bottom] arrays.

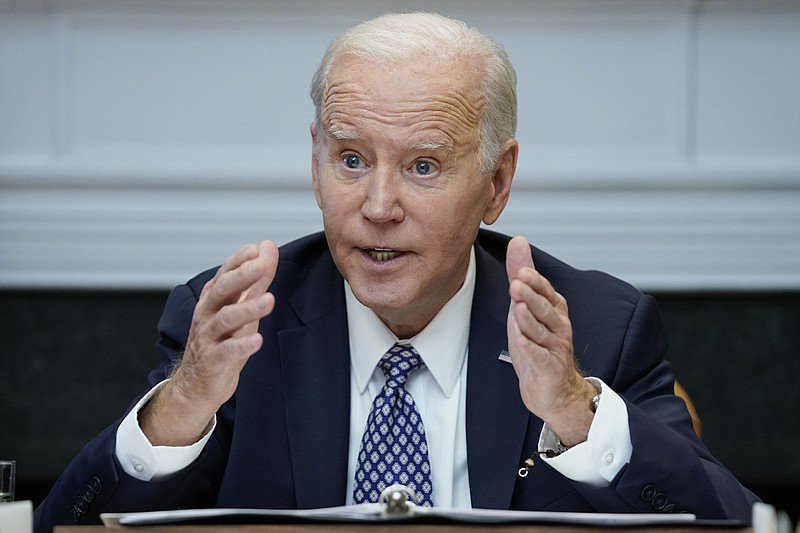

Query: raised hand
[[505, 236, 597, 446], [140, 241, 279, 446]]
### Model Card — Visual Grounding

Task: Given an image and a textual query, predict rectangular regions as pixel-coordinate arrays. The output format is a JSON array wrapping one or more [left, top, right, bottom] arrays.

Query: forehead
[[321, 53, 484, 146]]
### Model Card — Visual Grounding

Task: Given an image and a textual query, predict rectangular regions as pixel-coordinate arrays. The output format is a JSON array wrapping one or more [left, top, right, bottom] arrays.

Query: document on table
[[101, 504, 703, 528]]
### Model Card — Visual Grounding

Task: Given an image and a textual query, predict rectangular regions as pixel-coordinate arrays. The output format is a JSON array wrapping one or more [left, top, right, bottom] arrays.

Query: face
[[312, 53, 517, 338]]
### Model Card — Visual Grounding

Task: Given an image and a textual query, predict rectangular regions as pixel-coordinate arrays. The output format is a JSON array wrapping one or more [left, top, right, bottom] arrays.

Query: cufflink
[[591, 392, 601, 412]]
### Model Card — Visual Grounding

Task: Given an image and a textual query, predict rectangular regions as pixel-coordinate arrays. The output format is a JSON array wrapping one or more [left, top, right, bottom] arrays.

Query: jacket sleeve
[[34, 280, 230, 533], [571, 294, 759, 522]]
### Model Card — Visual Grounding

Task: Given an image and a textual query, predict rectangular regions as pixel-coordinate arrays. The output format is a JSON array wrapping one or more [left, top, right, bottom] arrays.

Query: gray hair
[[310, 12, 517, 172]]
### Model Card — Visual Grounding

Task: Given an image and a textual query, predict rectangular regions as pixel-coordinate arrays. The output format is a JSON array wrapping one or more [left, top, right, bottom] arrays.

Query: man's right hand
[[140, 240, 279, 446]]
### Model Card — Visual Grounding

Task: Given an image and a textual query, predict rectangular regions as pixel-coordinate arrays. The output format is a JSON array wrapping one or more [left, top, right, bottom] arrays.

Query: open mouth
[[367, 248, 401, 262]]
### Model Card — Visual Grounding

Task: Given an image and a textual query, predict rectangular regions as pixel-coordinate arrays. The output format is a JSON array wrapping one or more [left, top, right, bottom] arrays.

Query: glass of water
[[0, 460, 15, 503]]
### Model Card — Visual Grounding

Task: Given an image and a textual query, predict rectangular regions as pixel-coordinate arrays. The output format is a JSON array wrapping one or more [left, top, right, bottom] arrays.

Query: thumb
[[506, 235, 534, 281]]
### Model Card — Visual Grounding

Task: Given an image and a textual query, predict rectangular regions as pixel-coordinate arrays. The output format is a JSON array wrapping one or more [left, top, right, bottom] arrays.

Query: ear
[[482, 139, 518, 225], [310, 122, 323, 209]]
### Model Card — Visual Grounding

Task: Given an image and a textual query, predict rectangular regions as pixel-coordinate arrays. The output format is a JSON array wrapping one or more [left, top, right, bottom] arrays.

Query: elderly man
[[34, 12, 758, 531]]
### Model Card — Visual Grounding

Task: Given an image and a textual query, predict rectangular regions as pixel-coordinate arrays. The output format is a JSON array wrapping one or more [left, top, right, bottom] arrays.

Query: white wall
[[1, 0, 799, 290]]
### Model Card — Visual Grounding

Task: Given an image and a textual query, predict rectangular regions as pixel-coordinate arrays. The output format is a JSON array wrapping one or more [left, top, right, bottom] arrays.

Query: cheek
[[318, 182, 361, 233], [315, 167, 341, 208], [436, 184, 491, 229]]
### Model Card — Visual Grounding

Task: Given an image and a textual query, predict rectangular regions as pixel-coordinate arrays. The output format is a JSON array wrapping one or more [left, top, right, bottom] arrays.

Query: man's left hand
[[505, 236, 598, 447]]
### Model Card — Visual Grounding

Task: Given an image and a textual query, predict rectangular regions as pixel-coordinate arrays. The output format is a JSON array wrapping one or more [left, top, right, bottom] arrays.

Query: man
[[34, 12, 758, 531]]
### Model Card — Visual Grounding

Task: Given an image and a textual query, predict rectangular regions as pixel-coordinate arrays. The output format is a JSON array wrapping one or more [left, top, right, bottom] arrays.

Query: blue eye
[[414, 160, 433, 175], [344, 155, 361, 169]]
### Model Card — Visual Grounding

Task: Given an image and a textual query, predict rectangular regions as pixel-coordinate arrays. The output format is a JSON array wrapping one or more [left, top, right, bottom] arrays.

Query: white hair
[[310, 12, 517, 172]]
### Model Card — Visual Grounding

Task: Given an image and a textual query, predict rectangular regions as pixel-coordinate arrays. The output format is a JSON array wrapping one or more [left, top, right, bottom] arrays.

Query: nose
[[360, 167, 404, 223]]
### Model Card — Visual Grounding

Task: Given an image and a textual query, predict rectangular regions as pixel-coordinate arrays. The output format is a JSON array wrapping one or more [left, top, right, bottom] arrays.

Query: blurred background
[[1, 0, 798, 522]]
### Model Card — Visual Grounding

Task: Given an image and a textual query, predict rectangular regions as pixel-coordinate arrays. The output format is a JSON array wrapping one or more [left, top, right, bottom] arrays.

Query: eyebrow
[[326, 126, 455, 154], [326, 126, 358, 142], [413, 139, 454, 152]]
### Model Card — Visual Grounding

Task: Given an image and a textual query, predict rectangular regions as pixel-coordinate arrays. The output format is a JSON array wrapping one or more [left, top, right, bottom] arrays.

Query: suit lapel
[[278, 255, 351, 508], [466, 242, 532, 509]]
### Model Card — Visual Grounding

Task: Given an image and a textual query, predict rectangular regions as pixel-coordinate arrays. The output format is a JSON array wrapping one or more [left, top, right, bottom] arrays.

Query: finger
[[509, 298, 554, 348], [216, 243, 261, 281], [506, 235, 569, 334], [214, 331, 265, 366], [189, 242, 278, 355], [507, 236, 564, 342], [510, 276, 570, 336], [208, 292, 276, 341], [206, 251, 273, 311], [509, 299, 574, 378], [183, 295, 272, 377], [507, 303, 558, 387], [512, 262, 568, 316], [506, 235, 534, 282], [198, 244, 261, 311], [507, 301, 541, 353], [239, 240, 279, 304]]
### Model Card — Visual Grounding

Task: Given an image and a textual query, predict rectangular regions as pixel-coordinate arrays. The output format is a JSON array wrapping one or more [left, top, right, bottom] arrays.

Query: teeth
[[368, 248, 399, 262]]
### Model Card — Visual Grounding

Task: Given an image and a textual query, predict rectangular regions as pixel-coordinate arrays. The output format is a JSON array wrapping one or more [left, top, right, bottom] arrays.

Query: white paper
[[102, 504, 698, 527], [0, 500, 33, 533]]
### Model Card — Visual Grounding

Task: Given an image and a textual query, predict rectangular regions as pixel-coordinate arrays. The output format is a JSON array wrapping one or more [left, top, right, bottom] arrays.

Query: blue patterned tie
[[352, 343, 434, 506]]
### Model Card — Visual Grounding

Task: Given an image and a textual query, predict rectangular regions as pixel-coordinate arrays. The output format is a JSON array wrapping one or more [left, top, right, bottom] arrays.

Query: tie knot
[[379, 343, 424, 386]]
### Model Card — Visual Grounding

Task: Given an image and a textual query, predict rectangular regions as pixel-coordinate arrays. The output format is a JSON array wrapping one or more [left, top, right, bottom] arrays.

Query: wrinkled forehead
[[320, 53, 484, 143]]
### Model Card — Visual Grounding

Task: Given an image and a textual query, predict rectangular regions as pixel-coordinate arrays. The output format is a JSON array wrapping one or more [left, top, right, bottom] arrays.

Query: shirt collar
[[346, 246, 476, 398]]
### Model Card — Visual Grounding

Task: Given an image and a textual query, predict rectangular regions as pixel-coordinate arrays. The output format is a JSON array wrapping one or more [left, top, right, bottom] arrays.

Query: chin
[[350, 280, 412, 313], [355, 288, 409, 312]]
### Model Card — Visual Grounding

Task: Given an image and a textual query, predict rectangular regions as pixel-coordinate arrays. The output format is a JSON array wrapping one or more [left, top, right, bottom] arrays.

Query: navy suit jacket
[[34, 230, 758, 531]]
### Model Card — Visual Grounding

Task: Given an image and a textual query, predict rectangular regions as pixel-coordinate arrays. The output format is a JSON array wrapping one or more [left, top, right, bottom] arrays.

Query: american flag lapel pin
[[498, 350, 512, 364]]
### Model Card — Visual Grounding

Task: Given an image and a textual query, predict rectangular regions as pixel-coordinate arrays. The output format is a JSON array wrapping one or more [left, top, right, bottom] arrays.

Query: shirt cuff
[[115, 379, 216, 481], [538, 377, 632, 486]]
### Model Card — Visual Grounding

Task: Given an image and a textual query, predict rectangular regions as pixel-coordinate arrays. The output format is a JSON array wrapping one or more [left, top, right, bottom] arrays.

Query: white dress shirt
[[116, 245, 633, 500], [343, 247, 477, 507]]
